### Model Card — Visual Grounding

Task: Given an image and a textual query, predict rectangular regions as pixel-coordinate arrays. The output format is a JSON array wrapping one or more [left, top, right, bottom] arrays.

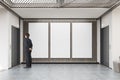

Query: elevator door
[[101, 26, 109, 67], [11, 26, 20, 67]]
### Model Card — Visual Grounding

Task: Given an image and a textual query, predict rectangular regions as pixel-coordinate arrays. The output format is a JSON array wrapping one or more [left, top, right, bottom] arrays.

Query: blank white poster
[[29, 23, 48, 58], [72, 23, 92, 58], [51, 23, 70, 58]]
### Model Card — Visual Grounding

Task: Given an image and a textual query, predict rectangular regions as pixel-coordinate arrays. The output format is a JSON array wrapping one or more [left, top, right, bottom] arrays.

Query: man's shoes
[[24, 66, 31, 68]]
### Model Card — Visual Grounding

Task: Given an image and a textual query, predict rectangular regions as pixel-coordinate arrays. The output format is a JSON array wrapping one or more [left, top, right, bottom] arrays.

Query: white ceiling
[[12, 8, 109, 18]]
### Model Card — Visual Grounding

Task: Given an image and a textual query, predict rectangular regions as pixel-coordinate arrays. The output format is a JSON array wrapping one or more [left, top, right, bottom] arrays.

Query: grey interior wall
[[22, 19, 97, 63]]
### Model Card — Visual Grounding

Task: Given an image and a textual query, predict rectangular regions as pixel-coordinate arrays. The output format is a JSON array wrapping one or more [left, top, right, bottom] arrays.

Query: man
[[24, 33, 33, 68]]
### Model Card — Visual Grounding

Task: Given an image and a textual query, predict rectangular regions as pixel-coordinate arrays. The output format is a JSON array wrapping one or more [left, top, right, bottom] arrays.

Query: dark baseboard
[[21, 62, 99, 64]]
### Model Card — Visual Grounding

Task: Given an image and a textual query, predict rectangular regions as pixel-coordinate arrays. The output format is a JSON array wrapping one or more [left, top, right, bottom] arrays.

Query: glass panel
[[29, 23, 48, 58], [72, 23, 92, 58], [51, 23, 70, 58]]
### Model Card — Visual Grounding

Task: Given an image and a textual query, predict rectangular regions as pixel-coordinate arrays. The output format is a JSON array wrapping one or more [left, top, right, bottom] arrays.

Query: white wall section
[[8, 10, 19, 68], [0, 6, 19, 70], [0, 8, 9, 70], [101, 12, 112, 68], [111, 5, 120, 68], [101, 5, 120, 69], [101, 12, 113, 68]]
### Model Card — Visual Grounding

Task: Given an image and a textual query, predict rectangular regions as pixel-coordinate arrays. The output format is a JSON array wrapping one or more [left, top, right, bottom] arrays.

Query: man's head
[[25, 33, 30, 38]]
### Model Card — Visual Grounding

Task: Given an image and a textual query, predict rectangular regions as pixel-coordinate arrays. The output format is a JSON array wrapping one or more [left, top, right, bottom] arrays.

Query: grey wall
[[22, 19, 97, 63]]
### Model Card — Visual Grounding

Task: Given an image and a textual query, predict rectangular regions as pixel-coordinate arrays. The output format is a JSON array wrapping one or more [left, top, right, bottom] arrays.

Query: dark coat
[[24, 38, 33, 52]]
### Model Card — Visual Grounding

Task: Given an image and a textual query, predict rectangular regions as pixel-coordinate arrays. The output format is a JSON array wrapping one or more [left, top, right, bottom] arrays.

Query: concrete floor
[[0, 64, 120, 80]]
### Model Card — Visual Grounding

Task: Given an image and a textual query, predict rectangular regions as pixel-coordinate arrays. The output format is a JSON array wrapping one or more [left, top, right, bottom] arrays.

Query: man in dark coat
[[24, 33, 33, 68]]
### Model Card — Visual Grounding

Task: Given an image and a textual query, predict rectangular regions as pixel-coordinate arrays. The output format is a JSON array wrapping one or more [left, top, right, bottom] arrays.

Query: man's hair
[[25, 33, 30, 38]]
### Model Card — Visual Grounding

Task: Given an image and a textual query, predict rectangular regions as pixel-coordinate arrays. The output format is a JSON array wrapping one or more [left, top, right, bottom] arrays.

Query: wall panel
[[72, 23, 92, 58], [29, 23, 48, 58], [51, 23, 70, 58]]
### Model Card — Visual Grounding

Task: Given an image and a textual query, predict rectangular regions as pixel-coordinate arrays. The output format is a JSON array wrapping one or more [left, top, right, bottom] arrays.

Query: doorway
[[11, 26, 20, 67], [101, 26, 109, 67]]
